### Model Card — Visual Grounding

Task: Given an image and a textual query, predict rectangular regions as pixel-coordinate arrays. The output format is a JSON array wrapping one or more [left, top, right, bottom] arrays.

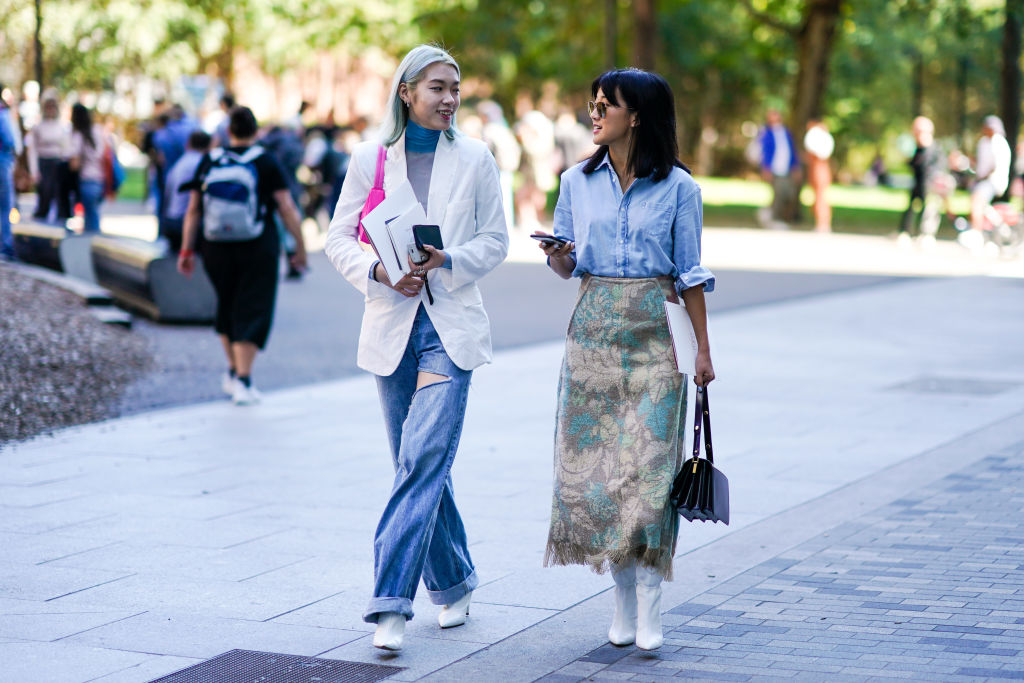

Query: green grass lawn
[[119, 166, 147, 202], [697, 176, 971, 238]]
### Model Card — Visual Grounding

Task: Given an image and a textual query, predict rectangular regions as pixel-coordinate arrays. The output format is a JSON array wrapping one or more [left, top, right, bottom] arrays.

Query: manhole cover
[[149, 649, 403, 683], [887, 376, 1020, 396]]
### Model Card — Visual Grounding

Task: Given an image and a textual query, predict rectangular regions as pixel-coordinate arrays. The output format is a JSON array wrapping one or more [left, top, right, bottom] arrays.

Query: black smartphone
[[413, 224, 444, 250], [530, 233, 568, 246]]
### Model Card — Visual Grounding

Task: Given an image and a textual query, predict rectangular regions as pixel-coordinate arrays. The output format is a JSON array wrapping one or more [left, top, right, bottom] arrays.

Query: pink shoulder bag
[[357, 145, 387, 244]]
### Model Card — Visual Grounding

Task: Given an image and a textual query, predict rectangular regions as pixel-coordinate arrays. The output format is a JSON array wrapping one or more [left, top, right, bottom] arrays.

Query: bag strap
[[690, 385, 713, 465], [372, 145, 386, 190]]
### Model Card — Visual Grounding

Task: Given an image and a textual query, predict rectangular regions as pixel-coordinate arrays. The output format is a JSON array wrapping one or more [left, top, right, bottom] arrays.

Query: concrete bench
[[12, 221, 99, 283], [90, 235, 216, 323]]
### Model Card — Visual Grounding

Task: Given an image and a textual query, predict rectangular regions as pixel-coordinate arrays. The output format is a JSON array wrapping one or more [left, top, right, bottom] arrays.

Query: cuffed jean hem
[[426, 569, 478, 606], [363, 597, 414, 624]]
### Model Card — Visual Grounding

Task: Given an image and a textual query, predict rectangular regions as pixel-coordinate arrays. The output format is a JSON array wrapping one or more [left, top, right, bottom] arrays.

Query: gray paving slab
[[0, 640, 153, 683], [84, 655, 203, 683], [62, 611, 364, 660]]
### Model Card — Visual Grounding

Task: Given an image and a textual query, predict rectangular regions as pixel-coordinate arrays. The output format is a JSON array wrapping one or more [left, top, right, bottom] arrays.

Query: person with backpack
[[176, 106, 307, 405]]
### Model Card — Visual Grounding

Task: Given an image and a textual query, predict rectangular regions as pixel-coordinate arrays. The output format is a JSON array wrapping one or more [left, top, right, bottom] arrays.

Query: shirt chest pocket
[[630, 200, 675, 236]]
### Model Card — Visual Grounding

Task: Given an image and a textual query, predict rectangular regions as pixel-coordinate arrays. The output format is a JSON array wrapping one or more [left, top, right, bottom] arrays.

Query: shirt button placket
[[619, 208, 626, 276]]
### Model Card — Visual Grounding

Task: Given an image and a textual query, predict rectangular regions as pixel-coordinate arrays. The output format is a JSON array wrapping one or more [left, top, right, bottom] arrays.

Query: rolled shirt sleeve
[[672, 184, 715, 294]]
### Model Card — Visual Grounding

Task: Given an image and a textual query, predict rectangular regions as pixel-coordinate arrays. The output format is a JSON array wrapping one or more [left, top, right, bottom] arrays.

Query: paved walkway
[[2, 235, 1024, 681], [541, 418, 1024, 682]]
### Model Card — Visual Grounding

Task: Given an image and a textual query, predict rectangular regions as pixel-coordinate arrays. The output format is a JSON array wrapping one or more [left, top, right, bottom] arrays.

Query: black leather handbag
[[670, 385, 730, 524]]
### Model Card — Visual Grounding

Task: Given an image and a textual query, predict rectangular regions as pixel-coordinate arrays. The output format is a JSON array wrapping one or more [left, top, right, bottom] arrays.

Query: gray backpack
[[201, 146, 265, 241]]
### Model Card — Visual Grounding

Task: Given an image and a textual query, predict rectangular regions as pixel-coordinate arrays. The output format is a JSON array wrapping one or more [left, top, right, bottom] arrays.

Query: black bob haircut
[[582, 68, 688, 182], [228, 106, 259, 140]]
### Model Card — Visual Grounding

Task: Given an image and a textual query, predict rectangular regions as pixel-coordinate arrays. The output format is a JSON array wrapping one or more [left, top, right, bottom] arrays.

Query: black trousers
[[201, 240, 280, 350]]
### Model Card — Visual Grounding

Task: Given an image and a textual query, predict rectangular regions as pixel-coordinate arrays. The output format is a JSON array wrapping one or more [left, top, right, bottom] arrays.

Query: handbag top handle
[[690, 385, 714, 464], [373, 145, 386, 190]]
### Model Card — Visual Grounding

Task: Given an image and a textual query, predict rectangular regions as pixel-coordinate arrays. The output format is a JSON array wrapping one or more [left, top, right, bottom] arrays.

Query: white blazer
[[325, 132, 509, 376]]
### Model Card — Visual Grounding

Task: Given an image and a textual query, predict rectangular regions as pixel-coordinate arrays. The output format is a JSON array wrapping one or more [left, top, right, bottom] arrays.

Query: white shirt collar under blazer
[[382, 132, 458, 229]]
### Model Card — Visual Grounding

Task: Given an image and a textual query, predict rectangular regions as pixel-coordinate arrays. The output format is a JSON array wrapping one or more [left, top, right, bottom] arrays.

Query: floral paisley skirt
[[544, 275, 687, 580]]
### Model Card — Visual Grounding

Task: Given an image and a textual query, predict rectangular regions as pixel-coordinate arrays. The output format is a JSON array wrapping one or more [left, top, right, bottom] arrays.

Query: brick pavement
[[545, 445, 1024, 682]]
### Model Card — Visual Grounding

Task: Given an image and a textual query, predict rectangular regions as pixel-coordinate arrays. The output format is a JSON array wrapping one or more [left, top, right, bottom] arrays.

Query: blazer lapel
[[383, 134, 407, 195], [427, 135, 458, 226]]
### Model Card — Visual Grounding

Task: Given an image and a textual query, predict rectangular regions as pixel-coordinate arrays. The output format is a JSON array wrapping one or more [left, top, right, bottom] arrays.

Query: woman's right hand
[[375, 263, 425, 298], [534, 231, 575, 259]]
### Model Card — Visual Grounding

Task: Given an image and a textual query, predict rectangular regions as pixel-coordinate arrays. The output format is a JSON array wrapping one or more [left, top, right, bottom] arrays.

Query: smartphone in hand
[[530, 233, 568, 247]]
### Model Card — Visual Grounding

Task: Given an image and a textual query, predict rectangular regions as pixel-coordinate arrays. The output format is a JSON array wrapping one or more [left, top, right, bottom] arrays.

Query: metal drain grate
[[887, 376, 1021, 396], [149, 649, 403, 683]]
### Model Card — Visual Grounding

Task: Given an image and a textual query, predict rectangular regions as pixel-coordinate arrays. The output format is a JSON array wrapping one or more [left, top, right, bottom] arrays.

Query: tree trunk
[[1001, 0, 1023, 201], [957, 56, 969, 149], [605, 0, 618, 69], [911, 50, 924, 118], [788, 0, 843, 146], [633, 0, 657, 71], [34, 0, 43, 87]]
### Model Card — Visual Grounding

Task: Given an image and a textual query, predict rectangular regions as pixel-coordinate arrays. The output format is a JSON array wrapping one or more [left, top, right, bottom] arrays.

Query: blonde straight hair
[[379, 44, 461, 147]]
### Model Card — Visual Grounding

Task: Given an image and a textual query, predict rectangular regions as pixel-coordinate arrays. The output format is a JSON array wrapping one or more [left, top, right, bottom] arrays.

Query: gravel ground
[[0, 264, 154, 446]]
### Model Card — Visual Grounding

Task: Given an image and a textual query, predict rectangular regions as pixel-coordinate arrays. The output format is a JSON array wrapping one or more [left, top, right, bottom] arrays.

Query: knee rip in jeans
[[416, 371, 450, 392]]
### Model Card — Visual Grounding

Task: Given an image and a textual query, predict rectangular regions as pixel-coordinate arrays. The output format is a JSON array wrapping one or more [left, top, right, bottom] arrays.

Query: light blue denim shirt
[[552, 156, 715, 294]]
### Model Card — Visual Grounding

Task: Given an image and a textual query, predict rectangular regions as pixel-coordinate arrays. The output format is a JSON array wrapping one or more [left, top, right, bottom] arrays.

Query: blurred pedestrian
[[261, 122, 306, 279], [176, 106, 307, 405], [477, 100, 520, 231], [210, 93, 235, 148], [68, 103, 111, 234], [969, 115, 1011, 235], [160, 129, 211, 252], [0, 84, 17, 260], [539, 68, 715, 652], [757, 109, 800, 227], [553, 109, 593, 176], [26, 95, 70, 223], [325, 44, 508, 652], [515, 109, 557, 230], [803, 119, 834, 233], [899, 116, 943, 247], [152, 104, 198, 220]]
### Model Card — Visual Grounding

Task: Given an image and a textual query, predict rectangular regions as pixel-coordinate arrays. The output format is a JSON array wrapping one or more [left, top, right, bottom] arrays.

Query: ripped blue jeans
[[364, 305, 477, 623]]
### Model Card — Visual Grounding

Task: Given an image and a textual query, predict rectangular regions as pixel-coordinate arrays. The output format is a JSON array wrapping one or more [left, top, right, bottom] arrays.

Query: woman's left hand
[[694, 350, 715, 387], [407, 245, 446, 276]]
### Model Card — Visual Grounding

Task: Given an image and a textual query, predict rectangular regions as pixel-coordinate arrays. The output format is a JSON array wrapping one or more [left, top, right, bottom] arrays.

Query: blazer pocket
[[366, 277, 396, 301], [444, 198, 475, 230]]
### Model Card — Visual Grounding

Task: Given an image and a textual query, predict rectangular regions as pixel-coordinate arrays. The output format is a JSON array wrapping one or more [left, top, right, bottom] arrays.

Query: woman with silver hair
[[325, 44, 508, 651]]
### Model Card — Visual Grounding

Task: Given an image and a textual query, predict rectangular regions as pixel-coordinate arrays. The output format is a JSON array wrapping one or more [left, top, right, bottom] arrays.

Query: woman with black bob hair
[[538, 68, 715, 651]]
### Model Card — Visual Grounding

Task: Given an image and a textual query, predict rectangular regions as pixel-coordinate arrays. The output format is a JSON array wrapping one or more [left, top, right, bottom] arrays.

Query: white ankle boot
[[608, 562, 638, 646], [635, 565, 664, 650], [438, 591, 472, 628], [372, 612, 406, 650]]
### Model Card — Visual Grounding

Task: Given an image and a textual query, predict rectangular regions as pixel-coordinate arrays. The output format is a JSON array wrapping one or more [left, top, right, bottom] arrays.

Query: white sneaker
[[221, 373, 238, 396], [232, 382, 262, 406]]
